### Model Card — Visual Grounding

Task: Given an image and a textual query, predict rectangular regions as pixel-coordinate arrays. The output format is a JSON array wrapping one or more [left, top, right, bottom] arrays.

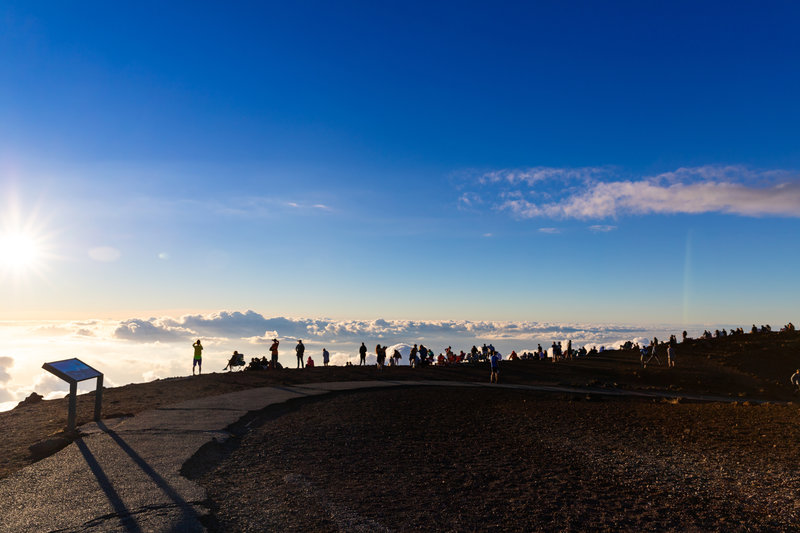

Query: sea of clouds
[[0, 310, 734, 411]]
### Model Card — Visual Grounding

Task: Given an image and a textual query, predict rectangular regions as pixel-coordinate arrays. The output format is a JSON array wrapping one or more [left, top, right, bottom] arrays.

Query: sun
[[0, 231, 43, 274]]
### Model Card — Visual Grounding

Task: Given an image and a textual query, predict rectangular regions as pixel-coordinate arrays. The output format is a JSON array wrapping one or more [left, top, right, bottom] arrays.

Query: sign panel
[[43, 358, 102, 383]]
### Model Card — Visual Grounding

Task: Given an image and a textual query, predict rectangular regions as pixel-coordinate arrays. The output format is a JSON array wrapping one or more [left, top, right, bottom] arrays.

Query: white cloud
[[111, 311, 648, 347], [0, 356, 12, 384], [88, 246, 121, 262], [458, 192, 484, 209], [0, 357, 13, 404], [31, 372, 71, 398], [589, 225, 617, 232], [541, 179, 800, 219], [114, 318, 193, 342], [478, 166, 607, 186], [538, 227, 560, 234], [469, 165, 800, 220]]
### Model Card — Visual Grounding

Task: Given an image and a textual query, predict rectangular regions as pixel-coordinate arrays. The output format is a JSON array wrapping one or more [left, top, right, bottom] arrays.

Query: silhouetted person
[[359, 342, 367, 366], [791, 369, 800, 395], [666, 345, 676, 368], [270, 338, 280, 367], [490, 352, 500, 383], [322, 348, 330, 367], [296, 340, 305, 368], [192, 339, 203, 375], [224, 350, 244, 371], [375, 344, 385, 369]]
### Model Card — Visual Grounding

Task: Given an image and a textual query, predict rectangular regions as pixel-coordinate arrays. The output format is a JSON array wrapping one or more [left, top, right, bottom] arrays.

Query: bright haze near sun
[[0, 205, 52, 281]]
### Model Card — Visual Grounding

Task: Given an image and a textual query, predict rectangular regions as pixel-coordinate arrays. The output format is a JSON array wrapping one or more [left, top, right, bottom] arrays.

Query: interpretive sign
[[42, 358, 104, 432]]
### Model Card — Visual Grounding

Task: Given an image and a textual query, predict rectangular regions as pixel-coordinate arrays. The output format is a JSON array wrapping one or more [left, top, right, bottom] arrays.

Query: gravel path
[[199, 386, 800, 531]]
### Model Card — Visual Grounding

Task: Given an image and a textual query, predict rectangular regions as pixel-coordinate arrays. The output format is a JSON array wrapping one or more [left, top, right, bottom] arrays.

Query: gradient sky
[[2, 1, 799, 326]]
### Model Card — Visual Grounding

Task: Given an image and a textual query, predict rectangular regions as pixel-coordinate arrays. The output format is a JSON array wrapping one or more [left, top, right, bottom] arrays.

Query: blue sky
[[1, 1, 799, 328]]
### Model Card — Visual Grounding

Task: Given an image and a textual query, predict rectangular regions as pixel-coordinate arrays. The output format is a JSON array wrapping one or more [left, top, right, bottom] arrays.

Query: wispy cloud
[[466, 165, 800, 220], [589, 225, 617, 232], [478, 166, 608, 186], [538, 227, 560, 234], [458, 192, 484, 209]]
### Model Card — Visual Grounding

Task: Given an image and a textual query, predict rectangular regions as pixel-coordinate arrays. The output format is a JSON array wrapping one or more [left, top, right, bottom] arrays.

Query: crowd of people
[[194, 321, 798, 384], [209, 338, 611, 375]]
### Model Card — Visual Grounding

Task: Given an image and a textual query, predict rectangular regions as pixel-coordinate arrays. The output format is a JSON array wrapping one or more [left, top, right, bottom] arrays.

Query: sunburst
[[0, 198, 56, 281]]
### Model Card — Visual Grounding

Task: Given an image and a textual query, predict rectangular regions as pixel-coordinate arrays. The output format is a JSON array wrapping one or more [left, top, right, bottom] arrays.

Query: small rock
[[15, 392, 43, 409]]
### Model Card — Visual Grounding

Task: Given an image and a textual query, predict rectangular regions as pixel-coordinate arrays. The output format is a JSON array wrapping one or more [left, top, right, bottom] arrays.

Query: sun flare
[[0, 231, 43, 273]]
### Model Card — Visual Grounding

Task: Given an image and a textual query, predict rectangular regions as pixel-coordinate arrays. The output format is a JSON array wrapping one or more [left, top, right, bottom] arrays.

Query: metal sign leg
[[68, 382, 77, 432]]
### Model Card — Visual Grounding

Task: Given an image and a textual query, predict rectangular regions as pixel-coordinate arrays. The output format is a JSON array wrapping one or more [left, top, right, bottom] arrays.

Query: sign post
[[42, 358, 104, 432]]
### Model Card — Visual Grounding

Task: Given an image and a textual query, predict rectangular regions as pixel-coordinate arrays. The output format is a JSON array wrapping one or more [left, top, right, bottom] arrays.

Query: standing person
[[490, 351, 500, 383], [269, 338, 280, 368], [359, 342, 367, 366], [666, 344, 676, 368], [192, 339, 203, 375], [296, 340, 305, 369], [322, 348, 330, 367]]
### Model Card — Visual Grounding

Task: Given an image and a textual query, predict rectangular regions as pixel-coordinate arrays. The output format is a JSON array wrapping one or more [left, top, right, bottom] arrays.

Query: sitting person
[[225, 350, 245, 371], [306, 356, 315, 368]]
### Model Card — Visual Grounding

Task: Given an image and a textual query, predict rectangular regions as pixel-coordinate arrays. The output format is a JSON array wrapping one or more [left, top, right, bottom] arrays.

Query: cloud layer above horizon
[[112, 310, 644, 345], [460, 165, 800, 220]]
